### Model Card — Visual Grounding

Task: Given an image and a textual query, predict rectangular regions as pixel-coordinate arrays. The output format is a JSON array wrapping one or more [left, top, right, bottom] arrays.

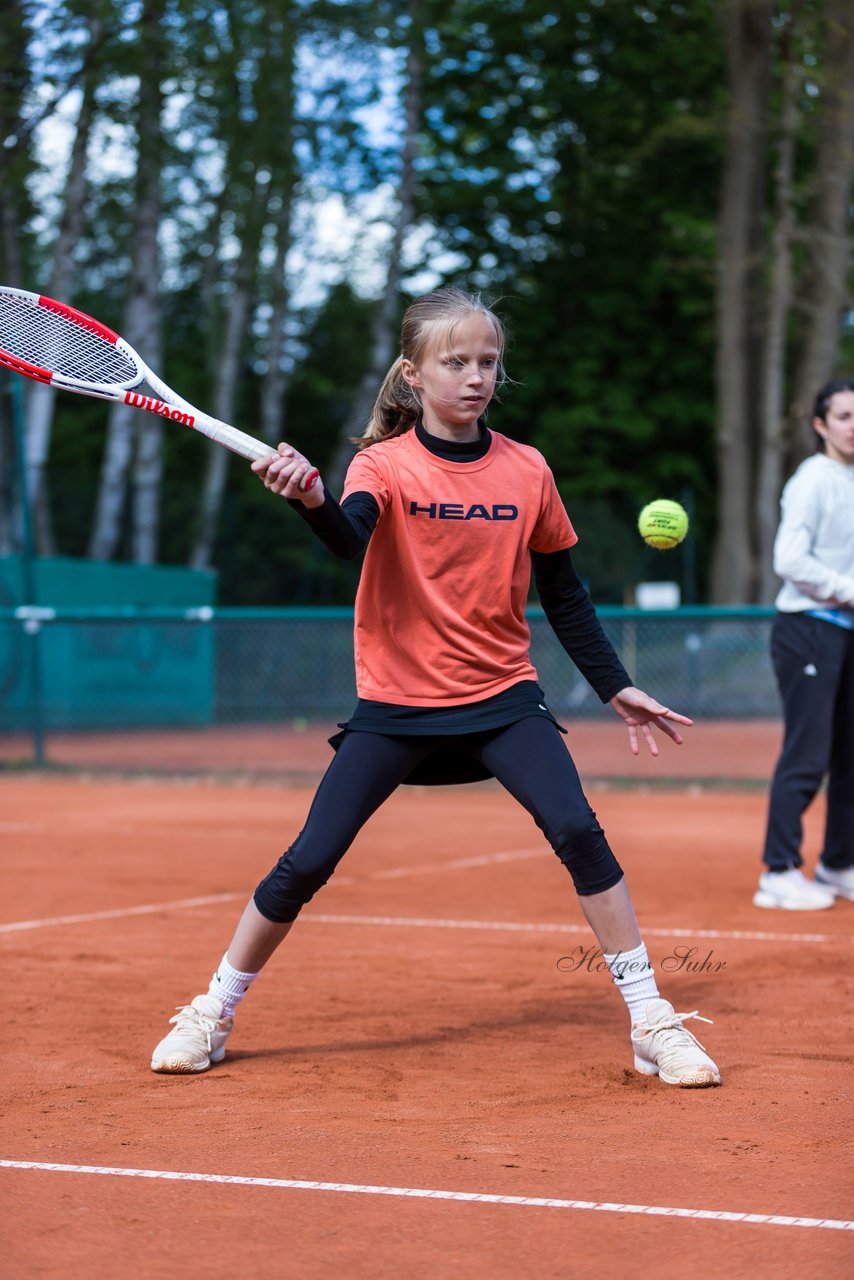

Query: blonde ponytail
[[352, 357, 420, 449]]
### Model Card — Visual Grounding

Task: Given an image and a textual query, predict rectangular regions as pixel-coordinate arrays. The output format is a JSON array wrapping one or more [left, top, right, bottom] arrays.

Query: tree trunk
[[130, 2, 166, 564], [755, 18, 799, 603], [88, 1, 164, 563], [86, 405, 136, 560], [27, 16, 103, 558], [324, 16, 423, 499], [786, 0, 854, 465], [188, 282, 249, 571], [259, 185, 294, 443], [0, 385, 18, 555], [710, 0, 772, 604], [190, 191, 264, 571], [259, 6, 296, 444], [0, 1, 32, 553], [189, 0, 300, 570], [0, 0, 28, 289]]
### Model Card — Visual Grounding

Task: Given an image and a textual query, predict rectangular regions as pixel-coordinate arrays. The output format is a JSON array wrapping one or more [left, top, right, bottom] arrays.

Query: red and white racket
[[0, 285, 319, 489]]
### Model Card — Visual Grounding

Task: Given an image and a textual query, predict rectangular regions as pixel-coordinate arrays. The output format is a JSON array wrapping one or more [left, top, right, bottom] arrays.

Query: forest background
[[0, 0, 852, 607]]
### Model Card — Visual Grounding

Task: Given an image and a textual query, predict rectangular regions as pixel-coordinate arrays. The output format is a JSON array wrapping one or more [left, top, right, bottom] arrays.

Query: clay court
[[1, 722, 852, 1278]]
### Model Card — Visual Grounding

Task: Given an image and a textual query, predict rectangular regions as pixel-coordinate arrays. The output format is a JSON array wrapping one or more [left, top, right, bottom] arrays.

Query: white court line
[[0, 894, 243, 934], [0, 1160, 850, 1231], [369, 848, 543, 879], [0, 845, 850, 945], [303, 914, 854, 945], [0, 821, 298, 842], [0, 848, 541, 935], [0, 896, 849, 946]]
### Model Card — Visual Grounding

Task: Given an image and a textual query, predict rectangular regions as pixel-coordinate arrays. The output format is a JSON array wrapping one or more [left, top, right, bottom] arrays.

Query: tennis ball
[[638, 499, 689, 550]]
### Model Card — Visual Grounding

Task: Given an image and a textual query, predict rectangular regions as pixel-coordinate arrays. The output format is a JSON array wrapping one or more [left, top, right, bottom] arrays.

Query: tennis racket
[[0, 285, 319, 489]]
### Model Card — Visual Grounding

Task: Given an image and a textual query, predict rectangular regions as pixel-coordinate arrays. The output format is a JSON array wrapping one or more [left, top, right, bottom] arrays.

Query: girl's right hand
[[252, 443, 324, 507]]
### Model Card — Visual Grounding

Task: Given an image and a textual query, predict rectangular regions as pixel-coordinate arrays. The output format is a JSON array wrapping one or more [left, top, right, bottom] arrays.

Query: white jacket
[[773, 453, 854, 612]]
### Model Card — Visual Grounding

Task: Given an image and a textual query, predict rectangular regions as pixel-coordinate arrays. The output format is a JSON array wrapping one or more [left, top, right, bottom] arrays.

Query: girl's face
[[814, 389, 854, 466], [403, 312, 500, 439]]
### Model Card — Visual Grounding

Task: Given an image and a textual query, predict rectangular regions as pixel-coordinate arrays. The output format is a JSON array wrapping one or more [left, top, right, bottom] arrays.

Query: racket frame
[[0, 286, 319, 484]]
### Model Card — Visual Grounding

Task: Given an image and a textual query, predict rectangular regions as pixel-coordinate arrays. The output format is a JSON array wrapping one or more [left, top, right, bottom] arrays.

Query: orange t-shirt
[[341, 429, 577, 705]]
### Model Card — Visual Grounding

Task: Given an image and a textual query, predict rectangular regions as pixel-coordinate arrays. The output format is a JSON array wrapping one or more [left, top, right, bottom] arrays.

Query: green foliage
[[414, 0, 724, 597], [4, 0, 850, 605], [0, 0, 40, 282]]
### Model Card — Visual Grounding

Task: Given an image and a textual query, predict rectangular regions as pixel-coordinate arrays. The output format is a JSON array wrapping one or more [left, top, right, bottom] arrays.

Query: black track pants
[[762, 613, 854, 871]]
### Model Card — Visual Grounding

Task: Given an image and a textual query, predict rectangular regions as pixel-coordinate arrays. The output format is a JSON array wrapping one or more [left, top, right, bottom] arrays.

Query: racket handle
[[238, 437, 319, 491], [214, 426, 318, 491]]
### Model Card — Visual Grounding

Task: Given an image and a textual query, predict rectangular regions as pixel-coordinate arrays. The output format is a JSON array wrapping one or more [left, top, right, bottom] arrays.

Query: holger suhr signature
[[556, 944, 726, 976]]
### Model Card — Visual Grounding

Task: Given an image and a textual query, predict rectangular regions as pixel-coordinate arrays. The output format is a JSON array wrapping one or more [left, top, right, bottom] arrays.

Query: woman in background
[[754, 378, 854, 910]]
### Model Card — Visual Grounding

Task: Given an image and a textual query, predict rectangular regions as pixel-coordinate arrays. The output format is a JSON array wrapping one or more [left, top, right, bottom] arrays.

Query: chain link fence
[[535, 608, 779, 721], [1, 606, 779, 757]]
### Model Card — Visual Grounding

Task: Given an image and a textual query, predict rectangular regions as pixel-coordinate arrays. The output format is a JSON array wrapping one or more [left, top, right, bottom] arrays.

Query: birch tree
[[324, 4, 423, 498], [188, 2, 286, 570], [254, 5, 298, 444], [710, 0, 772, 604], [785, 0, 854, 466], [0, 0, 33, 554], [26, 11, 105, 557], [0, 0, 31, 290], [755, 9, 800, 602], [189, 0, 385, 567], [190, 184, 268, 570], [714, 0, 854, 603], [88, 0, 165, 563], [128, 0, 167, 564]]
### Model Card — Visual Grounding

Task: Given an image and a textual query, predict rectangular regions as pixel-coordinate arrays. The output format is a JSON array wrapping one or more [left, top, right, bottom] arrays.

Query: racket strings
[[0, 293, 139, 387]]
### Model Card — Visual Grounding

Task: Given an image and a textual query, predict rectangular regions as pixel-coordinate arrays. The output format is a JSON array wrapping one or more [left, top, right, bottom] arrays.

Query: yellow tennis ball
[[638, 499, 689, 550]]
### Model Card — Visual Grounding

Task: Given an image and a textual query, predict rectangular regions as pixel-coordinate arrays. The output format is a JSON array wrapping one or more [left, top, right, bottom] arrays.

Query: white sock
[[604, 942, 659, 1026], [208, 952, 258, 1019]]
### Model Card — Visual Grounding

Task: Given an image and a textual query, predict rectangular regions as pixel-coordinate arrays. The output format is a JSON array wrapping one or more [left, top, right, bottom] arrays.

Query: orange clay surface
[[1, 717, 786, 782], [1, 738, 853, 1278]]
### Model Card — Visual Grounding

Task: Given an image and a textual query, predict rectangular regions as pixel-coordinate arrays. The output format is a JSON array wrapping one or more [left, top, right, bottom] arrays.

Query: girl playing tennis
[[151, 287, 721, 1087]]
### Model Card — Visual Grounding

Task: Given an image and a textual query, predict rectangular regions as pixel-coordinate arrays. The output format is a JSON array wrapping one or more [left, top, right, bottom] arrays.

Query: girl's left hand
[[608, 686, 693, 756]]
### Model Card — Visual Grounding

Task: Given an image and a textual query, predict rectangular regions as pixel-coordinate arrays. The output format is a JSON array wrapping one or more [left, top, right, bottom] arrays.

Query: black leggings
[[762, 612, 854, 870], [254, 717, 624, 923]]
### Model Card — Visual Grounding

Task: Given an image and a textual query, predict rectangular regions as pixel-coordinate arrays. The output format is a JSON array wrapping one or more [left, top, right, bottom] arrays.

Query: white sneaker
[[150, 994, 233, 1074], [632, 999, 721, 1088], [815, 862, 854, 901], [753, 868, 835, 911]]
